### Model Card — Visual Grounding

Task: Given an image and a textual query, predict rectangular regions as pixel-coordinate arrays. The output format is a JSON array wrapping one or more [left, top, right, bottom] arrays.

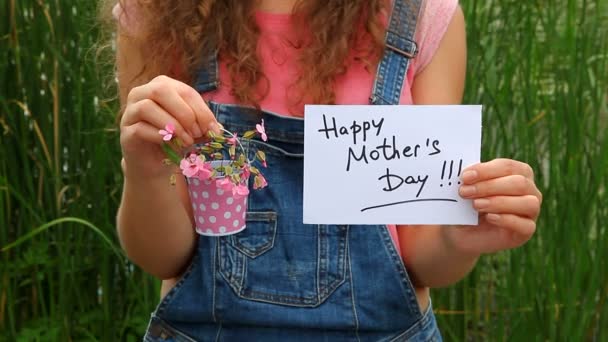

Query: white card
[[303, 105, 482, 225]]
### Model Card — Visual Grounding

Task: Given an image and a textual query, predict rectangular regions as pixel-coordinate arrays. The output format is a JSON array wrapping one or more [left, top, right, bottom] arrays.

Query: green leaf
[[256, 150, 266, 162], [231, 174, 241, 183], [242, 130, 257, 139], [210, 142, 223, 149], [229, 145, 236, 157], [1, 218, 124, 261], [201, 146, 214, 154], [224, 166, 233, 175], [254, 175, 263, 188], [250, 166, 260, 175], [161, 143, 182, 165]]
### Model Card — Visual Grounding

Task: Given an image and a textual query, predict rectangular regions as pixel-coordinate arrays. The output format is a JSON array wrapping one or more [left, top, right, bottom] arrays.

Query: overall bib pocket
[[218, 213, 349, 307], [229, 211, 277, 258]]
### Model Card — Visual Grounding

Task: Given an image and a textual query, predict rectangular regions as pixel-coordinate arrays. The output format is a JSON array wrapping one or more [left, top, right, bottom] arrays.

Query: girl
[[111, 0, 542, 340]]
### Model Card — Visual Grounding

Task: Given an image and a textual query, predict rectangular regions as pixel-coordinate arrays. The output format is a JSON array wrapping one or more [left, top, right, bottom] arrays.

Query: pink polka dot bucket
[[186, 176, 248, 236], [159, 121, 269, 237]]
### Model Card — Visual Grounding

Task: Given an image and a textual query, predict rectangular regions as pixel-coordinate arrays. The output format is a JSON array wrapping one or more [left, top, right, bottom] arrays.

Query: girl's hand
[[443, 159, 543, 256], [119, 75, 220, 179]]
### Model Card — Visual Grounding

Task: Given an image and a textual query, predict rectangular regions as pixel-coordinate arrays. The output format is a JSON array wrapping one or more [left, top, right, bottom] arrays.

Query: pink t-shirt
[[114, 0, 459, 253]]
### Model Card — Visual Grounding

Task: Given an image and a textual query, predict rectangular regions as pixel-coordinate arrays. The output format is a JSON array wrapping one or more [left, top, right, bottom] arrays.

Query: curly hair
[[107, 0, 388, 115]]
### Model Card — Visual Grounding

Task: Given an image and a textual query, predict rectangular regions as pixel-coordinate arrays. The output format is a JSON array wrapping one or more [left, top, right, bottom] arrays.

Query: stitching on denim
[[371, 0, 422, 105], [245, 140, 304, 158], [143, 313, 155, 342], [219, 225, 348, 307], [222, 123, 305, 144], [194, 52, 218, 93], [346, 230, 361, 342], [395, 304, 436, 341], [231, 213, 277, 258], [318, 225, 347, 303], [318, 225, 328, 298], [213, 53, 219, 85], [371, 57, 390, 103], [239, 289, 319, 306], [214, 322, 222, 342], [386, 31, 417, 51], [219, 214, 279, 298], [218, 237, 246, 295], [238, 252, 246, 292], [372, 93, 394, 105], [316, 224, 322, 304], [215, 102, 305, 122], [325, 225, 347, 295], [378, 227, 423, 320], [212, 103, 306, 144], [146, 316, 198, 342]]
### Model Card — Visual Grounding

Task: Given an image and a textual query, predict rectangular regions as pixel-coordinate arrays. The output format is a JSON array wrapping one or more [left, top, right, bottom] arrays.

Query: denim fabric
[[370, 0, 422, 105], [144, 0, 443, 340], [143, 106, 443, 341]]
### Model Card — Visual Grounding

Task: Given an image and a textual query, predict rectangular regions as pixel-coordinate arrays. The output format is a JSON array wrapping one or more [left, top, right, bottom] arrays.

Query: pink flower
[[159, 123, 175, 141], [216, 177, 234, 192], [232, 184, 250, 198], [242, 164, 251, 180], [256, 120, 267, 142], [227, 133, 238, 145], [253, 175, 268, 190], [197, 163, 213, 180], [262, 160, 268, 168], [180, 153, 212, 180]]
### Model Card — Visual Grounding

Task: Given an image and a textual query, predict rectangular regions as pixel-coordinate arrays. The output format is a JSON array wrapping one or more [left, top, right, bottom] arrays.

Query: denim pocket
[[229, 211, 277, 258], [218, 215, 348, 307]]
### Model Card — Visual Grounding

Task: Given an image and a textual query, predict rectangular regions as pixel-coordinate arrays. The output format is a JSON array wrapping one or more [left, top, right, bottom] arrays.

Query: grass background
[[1, 0, 607, 340]]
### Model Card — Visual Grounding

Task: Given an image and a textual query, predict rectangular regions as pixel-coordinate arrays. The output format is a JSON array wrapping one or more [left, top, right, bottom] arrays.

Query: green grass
[[1, 0, 607, 340], [0, 1, 158, 340], [434, 0, 608, 340]]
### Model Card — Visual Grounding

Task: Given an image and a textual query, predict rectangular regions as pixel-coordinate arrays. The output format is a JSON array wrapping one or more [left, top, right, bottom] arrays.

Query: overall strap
[[370, 0, 423, 105], [193, 52, 219, 93]]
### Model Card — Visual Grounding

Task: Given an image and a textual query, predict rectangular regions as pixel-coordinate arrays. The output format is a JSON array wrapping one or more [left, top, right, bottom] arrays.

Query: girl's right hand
[[119, 75, 220, 179]]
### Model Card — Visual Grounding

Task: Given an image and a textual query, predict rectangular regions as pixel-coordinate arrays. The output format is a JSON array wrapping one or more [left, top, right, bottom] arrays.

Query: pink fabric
[[113, 0, 459, 253]]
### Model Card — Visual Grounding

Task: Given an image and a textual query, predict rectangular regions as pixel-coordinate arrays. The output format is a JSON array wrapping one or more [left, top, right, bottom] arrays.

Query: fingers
[[459, 174, 537, 199], [176, 81, 221, 136], [484, 213, 536, 244], [120, 121, 169, 153], [126, 77, 196, 135], [124, 75, 219, 140], [473, 195, 541, 219], [461, 158, 534, 184], [121, 98, 194, 146], [456, 159, 542, 252]]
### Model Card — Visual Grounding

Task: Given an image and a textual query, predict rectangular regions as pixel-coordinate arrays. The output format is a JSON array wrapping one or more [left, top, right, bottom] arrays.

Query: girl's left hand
[[444, 159, 543, 256]]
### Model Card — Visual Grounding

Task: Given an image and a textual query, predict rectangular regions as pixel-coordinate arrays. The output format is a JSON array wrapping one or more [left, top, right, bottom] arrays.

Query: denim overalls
[[144, 0, 443, 340]]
